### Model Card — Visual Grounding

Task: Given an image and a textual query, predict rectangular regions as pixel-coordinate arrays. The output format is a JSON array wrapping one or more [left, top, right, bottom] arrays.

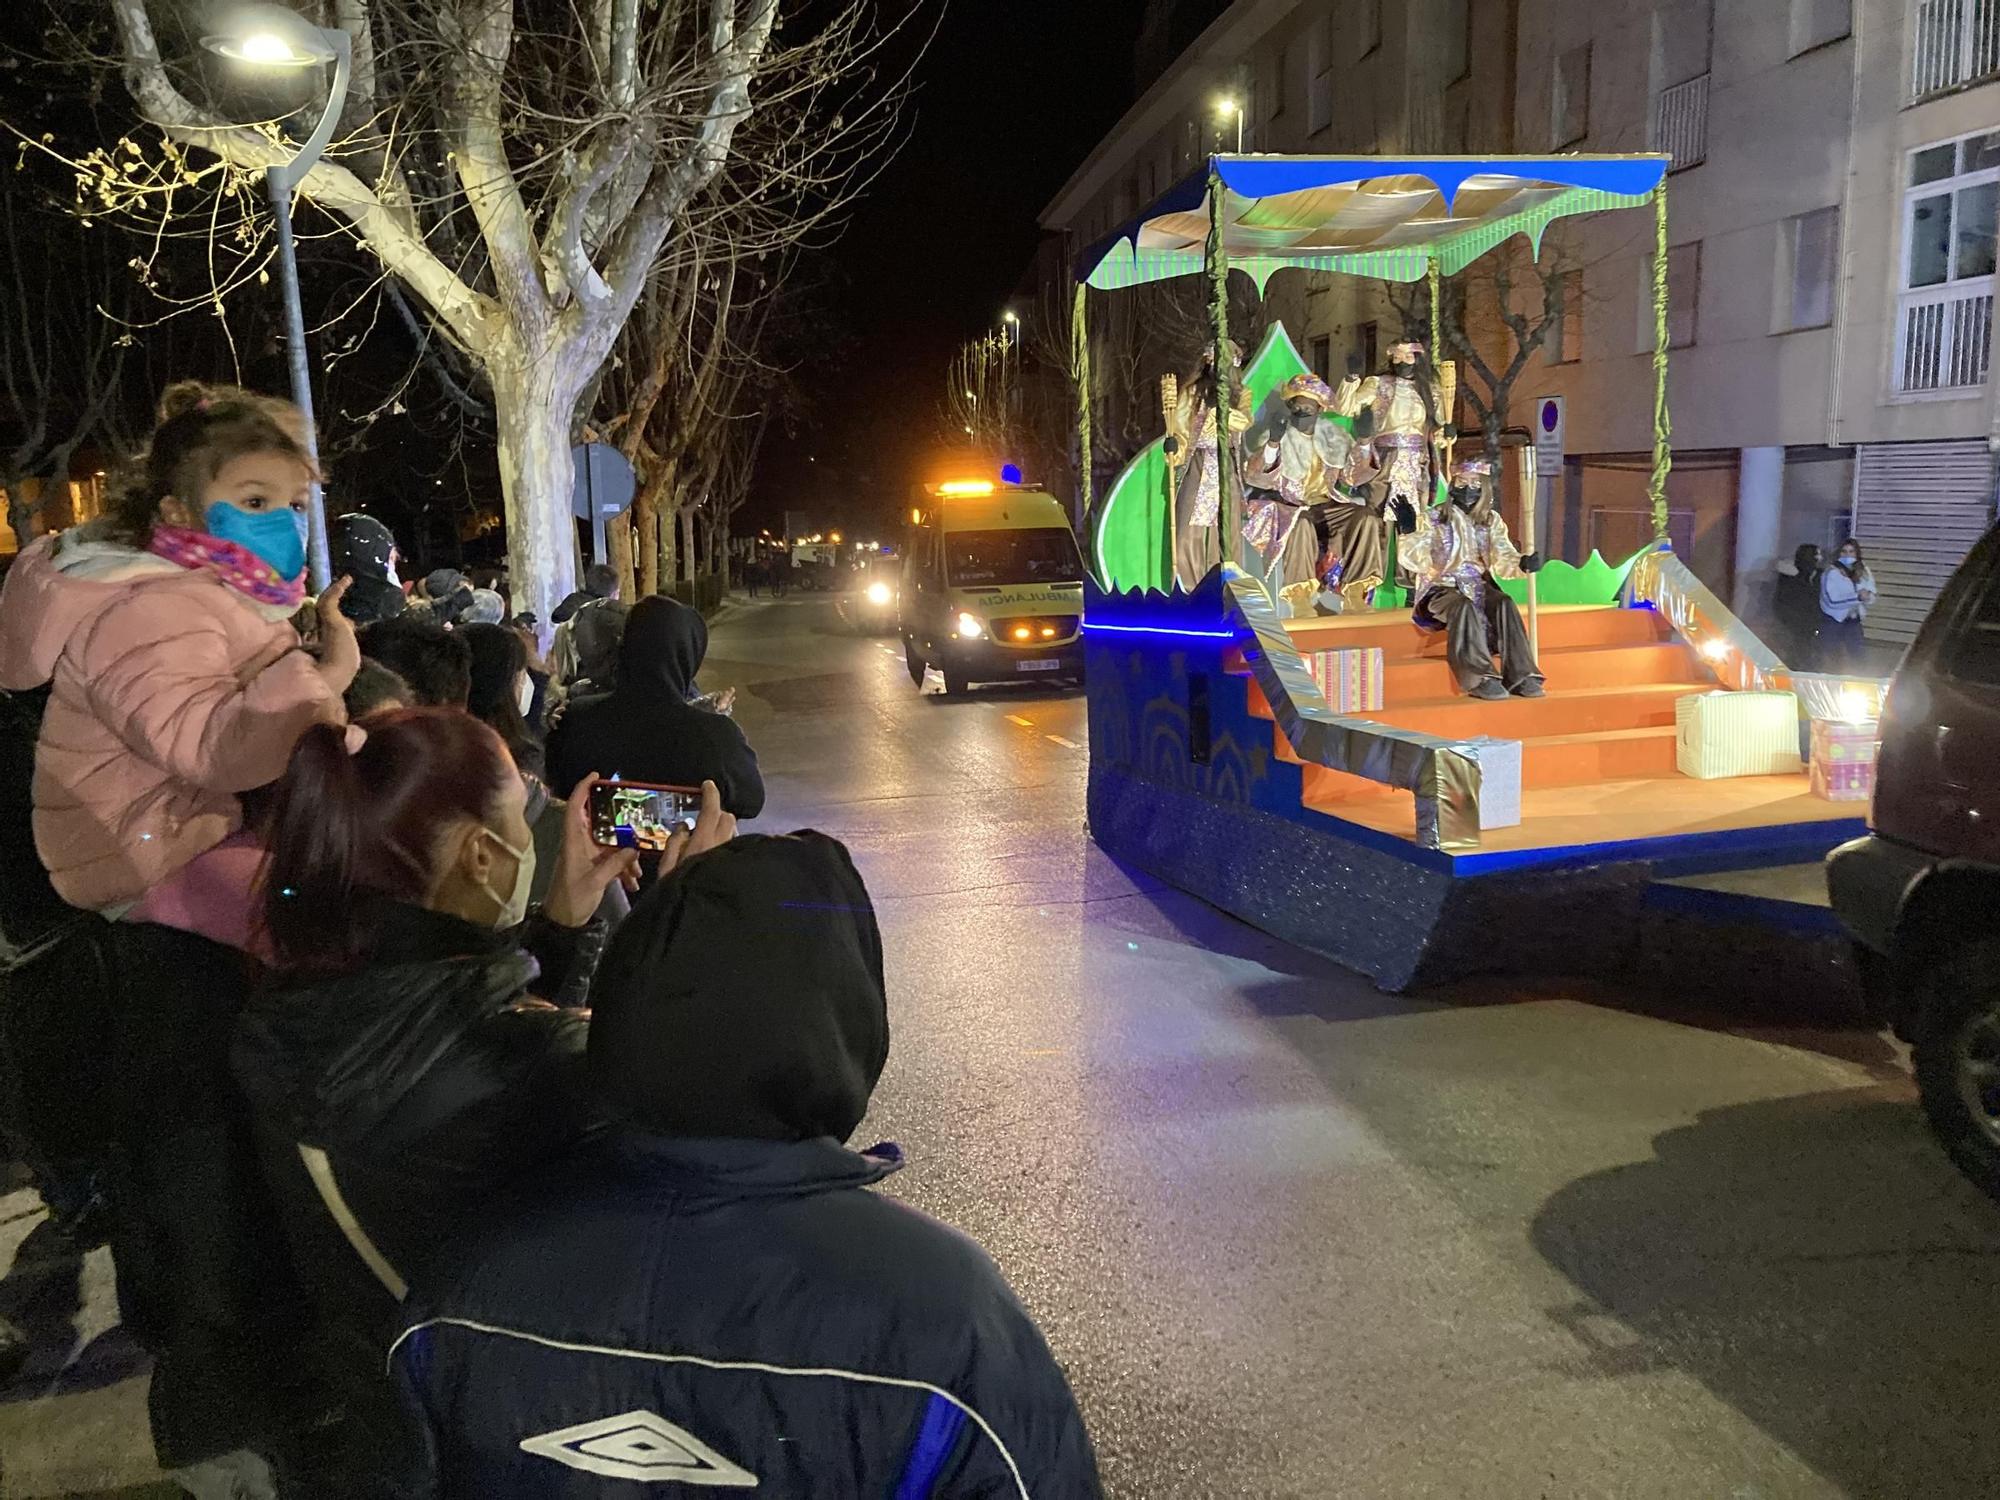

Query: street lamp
[[202, 3, 352, 590], [1216, 96, 1242, 153], [1002, 308, 1020, 343]]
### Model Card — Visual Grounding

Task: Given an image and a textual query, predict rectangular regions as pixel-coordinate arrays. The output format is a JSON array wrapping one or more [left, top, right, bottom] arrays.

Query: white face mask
[[475, 826, 535, 929], [515, 674, 535, 718]]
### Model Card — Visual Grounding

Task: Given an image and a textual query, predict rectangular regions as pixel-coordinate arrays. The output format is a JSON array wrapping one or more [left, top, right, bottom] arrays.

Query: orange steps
[[1244, 603, 1714, 805]]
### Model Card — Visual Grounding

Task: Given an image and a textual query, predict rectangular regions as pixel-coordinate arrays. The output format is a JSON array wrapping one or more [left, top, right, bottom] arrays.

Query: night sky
[[750, 0, 1150, 536]]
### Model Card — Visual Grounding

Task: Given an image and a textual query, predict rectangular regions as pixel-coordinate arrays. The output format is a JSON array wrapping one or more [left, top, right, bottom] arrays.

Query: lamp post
[[202, 4, 352, 590], [1216, 97, 1242, 153]]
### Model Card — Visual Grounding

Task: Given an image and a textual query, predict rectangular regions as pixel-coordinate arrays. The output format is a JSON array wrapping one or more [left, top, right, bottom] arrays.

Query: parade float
[[1071, 154, 1888, 992]]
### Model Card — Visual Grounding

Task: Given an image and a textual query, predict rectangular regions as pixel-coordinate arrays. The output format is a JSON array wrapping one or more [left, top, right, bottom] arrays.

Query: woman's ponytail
[[260, 720, 368, 973], [257, 706, 516, 976]]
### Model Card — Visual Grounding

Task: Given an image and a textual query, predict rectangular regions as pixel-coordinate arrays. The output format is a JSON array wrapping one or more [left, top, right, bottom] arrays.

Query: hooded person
[[330, 513, 405, 626], [544, 594, 764, 818], [387, 833, 1104, 1500]]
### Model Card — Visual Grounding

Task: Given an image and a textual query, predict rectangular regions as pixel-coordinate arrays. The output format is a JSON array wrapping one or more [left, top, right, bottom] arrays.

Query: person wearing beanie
[[387, 833, 1103, 1498], [461, 586, 505, 626], [331, 513, 406, 625]]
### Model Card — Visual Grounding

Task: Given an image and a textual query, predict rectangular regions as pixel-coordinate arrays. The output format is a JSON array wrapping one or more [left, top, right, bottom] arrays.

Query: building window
[[1356, 321, 1379, 375], [1548, 270, 1583, 363], [1789, 0, 1850, 56], [1266, 43, 1289, 119], [1311, 334, 1333, 382], [1777, 206, 1839, 332], [1651, 75, 1708, 171], [1643, 243, 1702, 350], [1896, 130, 2000, 392], [1552, 44, 1591, 149], [1309, 17, 1334, 135], [1911, 0, 2000, 101], [1440, 0, 1471, 84]]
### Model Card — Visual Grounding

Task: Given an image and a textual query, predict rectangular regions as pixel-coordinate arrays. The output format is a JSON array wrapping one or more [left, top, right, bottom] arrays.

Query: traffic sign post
[[570, 442, 637, 567]]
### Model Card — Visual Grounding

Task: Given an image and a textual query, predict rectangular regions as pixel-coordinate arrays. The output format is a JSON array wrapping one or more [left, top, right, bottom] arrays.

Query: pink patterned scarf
[[147, 523, 306, 611]]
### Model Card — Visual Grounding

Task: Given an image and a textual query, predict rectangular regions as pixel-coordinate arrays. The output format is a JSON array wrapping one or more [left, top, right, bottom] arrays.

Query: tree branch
[[109, 0, 493, 351]]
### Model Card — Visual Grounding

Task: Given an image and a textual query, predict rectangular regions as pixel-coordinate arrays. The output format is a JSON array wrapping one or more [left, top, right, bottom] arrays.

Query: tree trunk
[[2, 467, 40, 551], [608, 511, 636, 603], [680, 508, 696, 584], [491, 352, 584, 629]]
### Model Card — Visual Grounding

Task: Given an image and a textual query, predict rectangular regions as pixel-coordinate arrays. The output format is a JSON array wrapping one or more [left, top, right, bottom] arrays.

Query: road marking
[[1045, 735, 1080, 749], [1006, 715, 1034, 727]]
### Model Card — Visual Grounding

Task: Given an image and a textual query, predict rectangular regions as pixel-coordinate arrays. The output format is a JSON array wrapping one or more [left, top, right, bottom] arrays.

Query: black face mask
[[1391, 360, 1418, 379], [1287, 401, 1318, 433], [1450, 485, 1481, 511]]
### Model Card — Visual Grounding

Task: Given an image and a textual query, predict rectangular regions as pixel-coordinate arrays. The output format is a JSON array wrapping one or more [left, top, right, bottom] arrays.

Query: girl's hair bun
[[157, 380, 216, 422]]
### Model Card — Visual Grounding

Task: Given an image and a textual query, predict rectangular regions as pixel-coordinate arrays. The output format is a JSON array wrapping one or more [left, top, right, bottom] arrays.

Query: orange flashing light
[[936, 479, 996, 498], [910, 507, 923, 525], [1011, 625, 1032, 641]]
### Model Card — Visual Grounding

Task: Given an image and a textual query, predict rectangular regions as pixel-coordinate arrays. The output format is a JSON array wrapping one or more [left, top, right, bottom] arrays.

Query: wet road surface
[[4, 590, 2000, 1498]]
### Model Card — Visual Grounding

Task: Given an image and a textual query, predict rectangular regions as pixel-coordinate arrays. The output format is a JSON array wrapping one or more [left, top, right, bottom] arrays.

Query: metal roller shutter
[[1852, 439, 1996, 646]]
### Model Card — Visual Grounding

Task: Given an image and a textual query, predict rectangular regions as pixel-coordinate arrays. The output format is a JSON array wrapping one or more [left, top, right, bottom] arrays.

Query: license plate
[[1017, 659, 1063, 673]]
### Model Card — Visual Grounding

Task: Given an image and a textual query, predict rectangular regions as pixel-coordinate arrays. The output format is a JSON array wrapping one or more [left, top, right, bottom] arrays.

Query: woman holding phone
[[231, 706, 733, 1488]]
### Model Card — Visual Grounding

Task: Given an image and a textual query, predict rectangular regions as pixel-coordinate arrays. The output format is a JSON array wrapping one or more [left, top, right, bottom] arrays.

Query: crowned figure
[[1241, 373, 1353, 616], [1397, 454, 1548, 700], [1332, 334, 1450, 537], [1161, 340, 1254, 590]]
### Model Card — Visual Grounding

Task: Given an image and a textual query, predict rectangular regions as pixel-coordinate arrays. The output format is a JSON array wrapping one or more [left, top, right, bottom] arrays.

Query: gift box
[[1451, 735, 1523, 830], [1810, 718, 1880, 802], [1675, 690, 1804, 779], [1306, 646, 1385, 713]]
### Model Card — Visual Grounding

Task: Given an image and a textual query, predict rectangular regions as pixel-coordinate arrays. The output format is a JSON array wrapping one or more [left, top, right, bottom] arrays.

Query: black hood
[[333, 513, 396, 581], [587, 833, 887, 1143], [618, 594, 707, 699]]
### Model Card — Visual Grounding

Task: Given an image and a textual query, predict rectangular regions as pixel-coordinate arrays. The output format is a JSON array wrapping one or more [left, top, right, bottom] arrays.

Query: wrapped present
[[1675, 690, 1804, 779], [1810, 718, 1880, 802], [1306, 646, 1385, 713], [1452, 735, 1522, 830]]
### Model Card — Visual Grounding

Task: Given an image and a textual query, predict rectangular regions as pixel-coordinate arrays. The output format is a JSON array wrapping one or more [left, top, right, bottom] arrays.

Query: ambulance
[[900, 475, 1085, 695]]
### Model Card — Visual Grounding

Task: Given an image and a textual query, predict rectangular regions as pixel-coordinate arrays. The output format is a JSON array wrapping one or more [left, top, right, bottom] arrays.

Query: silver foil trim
[[1629, 546, 1892, 717], [1224, 568, 1482, 851]]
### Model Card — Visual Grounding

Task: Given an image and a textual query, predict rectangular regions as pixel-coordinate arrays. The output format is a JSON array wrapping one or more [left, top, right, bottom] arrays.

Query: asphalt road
[[5, 590, 2000, 1498]]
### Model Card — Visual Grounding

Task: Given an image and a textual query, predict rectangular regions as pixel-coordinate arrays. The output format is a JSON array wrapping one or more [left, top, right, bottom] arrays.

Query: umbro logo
[[519, 1409, 759, 1486]]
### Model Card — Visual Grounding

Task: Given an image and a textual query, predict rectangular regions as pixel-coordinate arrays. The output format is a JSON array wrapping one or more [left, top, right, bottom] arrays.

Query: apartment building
[[1041, 0, 2000, 646]]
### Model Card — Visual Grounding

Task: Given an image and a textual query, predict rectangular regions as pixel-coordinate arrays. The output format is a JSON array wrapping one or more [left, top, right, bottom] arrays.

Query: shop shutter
[[1852, 438, 1996, 646]]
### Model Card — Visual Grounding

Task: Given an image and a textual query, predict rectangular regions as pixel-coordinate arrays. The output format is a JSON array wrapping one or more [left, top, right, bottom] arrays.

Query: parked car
[[1829, 520, 2000, 1202]]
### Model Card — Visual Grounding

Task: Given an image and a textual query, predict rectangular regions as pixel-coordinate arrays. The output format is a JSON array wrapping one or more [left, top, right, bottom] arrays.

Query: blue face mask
[[204, 502, 306, 582]]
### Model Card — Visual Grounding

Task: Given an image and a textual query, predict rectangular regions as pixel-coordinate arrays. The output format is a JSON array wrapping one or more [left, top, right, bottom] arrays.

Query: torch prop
[[1514, 443, 1541, 660], [1435, 360, 1459, 486]]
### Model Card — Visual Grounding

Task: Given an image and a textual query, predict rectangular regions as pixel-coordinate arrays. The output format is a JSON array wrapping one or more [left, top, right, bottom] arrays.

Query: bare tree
[[1387, 236, 1589, 461], [100, 0, 807, 624], [0, 184, 127, 547], [939, 332, 1019, 453]]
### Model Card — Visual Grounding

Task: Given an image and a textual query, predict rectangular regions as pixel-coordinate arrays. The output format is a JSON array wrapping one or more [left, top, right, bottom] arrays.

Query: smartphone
[[588, 779, 702, 851]]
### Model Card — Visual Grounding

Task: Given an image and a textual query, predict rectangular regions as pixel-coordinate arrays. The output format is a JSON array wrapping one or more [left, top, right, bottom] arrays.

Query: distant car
[[1829, 520, 2000, 1202], [839, 558, 901, 635]]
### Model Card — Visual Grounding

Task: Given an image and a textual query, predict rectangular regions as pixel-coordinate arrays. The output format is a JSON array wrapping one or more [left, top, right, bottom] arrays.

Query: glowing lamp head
[[1012, 625, 1032, 641], [936, 479, 995, 498], [202, 4, 339, 66], [956, 612, 986, 640], [865, 581, 893, 607], [910, 507, 923, 525]]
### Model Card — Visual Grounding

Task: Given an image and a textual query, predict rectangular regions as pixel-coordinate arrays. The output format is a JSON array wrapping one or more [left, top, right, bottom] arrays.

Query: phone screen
[[589, 780, 701, 850]]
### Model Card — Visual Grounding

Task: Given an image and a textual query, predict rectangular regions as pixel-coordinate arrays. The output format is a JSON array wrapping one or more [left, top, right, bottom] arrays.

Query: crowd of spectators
[[0, 382, 1099, 1497]]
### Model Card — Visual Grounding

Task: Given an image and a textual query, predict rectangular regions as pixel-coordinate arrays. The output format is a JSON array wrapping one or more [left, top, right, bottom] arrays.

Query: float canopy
[[1077, 154, 1672, 291]]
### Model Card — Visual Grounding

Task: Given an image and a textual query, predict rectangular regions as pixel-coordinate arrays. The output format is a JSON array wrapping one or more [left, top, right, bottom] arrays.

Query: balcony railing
[[1650, 74, 1709, 172], [1911, 0, 2000, 100], [1895, 279, 1995, 393]]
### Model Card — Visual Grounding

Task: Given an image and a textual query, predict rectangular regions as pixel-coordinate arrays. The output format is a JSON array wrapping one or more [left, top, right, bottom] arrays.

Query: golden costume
[[1407, 456, 1545, 699], [1162, 353, 1254, 590]]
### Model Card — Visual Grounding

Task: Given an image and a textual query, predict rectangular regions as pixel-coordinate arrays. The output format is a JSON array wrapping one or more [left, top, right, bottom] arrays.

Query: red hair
[[260, 707, 516, 974]]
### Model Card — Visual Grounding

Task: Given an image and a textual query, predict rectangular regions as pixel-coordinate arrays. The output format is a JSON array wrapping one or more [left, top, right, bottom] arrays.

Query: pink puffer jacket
[[0, 527, 344, 911]]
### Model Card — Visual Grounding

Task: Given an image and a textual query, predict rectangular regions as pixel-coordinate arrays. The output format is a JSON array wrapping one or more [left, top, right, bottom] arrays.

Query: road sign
[[1535, 396, 1564, 477], [570, 442, 636, 564]]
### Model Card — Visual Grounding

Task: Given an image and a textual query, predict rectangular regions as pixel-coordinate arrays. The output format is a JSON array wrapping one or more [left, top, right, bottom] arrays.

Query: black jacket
[[388, 834, 1100, 1498], [231, 904, 602, 1441], [391, 1137, 1103, 1499], [544, 595, 764, 817]]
